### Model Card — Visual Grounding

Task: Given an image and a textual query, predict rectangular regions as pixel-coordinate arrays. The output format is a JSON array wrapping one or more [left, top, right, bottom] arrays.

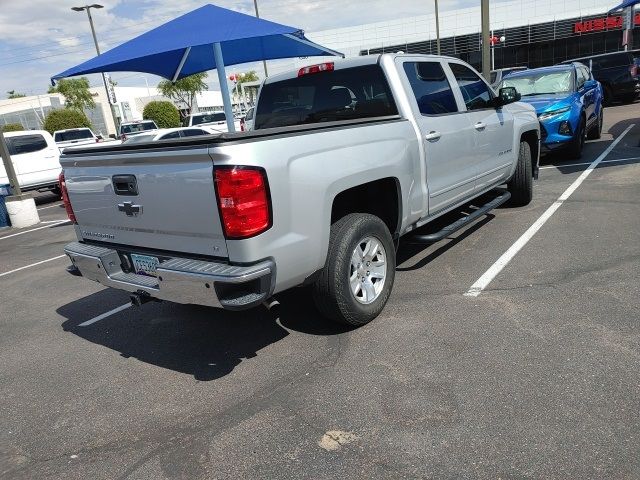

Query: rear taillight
[[215, 167, 270, 239], [630, 64, 638, 78], [240, 118, 245, 132], [58, 172, 77, 224], [298, 62, 334, 77]]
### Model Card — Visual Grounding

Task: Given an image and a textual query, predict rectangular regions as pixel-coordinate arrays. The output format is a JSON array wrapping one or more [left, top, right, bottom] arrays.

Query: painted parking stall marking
[[539, 156, 640, 170], [465, 124, 635, 297], [0, 220, 70, 241], [0, 255, 67, 278], [78, 303, 132, 327]]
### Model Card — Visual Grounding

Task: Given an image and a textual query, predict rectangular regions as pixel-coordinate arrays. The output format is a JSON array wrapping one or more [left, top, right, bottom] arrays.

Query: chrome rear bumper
[[64, 241, 274, 310]]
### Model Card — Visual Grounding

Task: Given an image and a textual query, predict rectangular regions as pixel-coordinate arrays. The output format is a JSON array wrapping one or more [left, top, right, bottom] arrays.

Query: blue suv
[[499, 63, 603, 158]]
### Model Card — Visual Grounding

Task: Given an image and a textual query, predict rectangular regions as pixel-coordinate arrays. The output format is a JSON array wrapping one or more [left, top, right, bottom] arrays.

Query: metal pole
[[253, 0, 269, 78], [434, 0, 441, 55], [481, 0, 491, 81], [0, 132, 22, 196], [85, 7, 120, 134], [213, 43, 236, 132], [491, 30, 495, 70]]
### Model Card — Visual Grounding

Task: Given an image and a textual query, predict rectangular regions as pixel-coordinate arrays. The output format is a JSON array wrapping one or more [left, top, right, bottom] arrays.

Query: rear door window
[[181, 129, 209, 137], [254, 64, 398, 129], [403, 61, 458, 115], [449, 63, 494, 111], [6, 134, 48, 155], [191, 113, 225, 125], [159, 131, 181, 140]]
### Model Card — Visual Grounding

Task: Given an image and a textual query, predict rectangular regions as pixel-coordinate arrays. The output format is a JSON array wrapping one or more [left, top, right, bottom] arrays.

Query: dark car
[[561, 51, 639, 106]]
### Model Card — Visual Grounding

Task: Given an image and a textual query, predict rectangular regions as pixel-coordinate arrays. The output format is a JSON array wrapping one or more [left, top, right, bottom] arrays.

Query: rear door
[[447, 61, 514, 192], [399, 58, 477, 214], [63, 146, 228, 257], [578, 65, 597, 127]]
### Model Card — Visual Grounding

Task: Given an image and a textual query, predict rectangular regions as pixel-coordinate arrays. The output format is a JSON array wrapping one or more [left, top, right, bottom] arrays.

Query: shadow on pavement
[[58, 286, 348, 381]]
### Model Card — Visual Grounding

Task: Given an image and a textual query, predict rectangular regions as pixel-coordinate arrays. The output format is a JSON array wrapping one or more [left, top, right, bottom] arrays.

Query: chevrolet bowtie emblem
[[118, 201, 143, 216]]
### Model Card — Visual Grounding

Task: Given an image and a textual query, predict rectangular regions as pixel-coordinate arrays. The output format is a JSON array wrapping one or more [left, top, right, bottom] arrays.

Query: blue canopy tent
[[609, 0, 640, 12], [51, 4, 343, 132]]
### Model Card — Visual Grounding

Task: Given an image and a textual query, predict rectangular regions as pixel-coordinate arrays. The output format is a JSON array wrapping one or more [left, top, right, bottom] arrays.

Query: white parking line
[[37, 203, 62, 211], [465, 124, 635, 297], [78, 303, 132, 327], [41, 219, 69, 224], [0, 220, 69, 241], [0, 255, 67, 278], [539, 156, 640, 170]]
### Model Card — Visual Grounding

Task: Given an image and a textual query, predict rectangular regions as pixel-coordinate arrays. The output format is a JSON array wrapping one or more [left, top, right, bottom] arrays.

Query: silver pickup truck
[[60, 54, 539, 326]]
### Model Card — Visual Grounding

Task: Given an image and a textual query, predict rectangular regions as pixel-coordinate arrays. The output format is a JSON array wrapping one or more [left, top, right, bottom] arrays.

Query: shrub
[[142, 101, 180, 128], [43, 109, 92, 134], [1, 123, 24, 132]]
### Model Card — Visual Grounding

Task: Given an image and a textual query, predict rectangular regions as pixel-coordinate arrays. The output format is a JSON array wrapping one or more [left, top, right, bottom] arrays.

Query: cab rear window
[[6, 134, 48, 155], [254, 64, 398, 130]]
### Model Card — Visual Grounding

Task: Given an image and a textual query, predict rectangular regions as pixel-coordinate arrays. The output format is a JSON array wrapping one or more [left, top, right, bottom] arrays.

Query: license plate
[[131, 254, 159, 277]]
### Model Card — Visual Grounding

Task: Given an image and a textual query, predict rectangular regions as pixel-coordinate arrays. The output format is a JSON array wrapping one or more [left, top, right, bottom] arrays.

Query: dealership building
[[307, 0, 639, 71]]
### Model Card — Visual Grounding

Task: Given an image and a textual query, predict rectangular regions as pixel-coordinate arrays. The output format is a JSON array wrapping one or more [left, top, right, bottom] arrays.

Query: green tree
[[142, 101, 181, 128], [43, 109, 92, 134], [157, 72, 207, 116], [7, 90, 26, 99], [235, 71, 259, 85], [48, 78, 95, 111], [1, 123, 24, 132]]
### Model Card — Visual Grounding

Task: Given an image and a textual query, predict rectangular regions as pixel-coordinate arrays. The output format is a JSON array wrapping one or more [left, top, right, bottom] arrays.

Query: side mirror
[[498, 87, 521, 106], [96, 134, 103, 141], [108, 134, 117, 139], [584, 79, 598, 90]]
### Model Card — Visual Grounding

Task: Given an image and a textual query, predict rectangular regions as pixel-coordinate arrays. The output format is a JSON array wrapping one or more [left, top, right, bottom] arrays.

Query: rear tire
[[587, 109, 603, 140], [567, 117, 585, 159], [312, 213, 395, 327], [507, 141, 533, 207]]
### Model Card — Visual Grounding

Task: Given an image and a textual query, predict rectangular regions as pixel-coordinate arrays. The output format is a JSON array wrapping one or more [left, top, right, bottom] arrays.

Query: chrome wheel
[[349, 236, 387, 305]]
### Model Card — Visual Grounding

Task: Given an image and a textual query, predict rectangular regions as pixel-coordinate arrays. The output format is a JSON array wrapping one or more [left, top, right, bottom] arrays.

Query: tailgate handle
[[112, 175, 138, 196]]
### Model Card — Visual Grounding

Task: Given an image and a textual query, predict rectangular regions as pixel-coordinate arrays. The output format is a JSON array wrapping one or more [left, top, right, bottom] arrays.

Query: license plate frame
[[130, 253, 160, 277]]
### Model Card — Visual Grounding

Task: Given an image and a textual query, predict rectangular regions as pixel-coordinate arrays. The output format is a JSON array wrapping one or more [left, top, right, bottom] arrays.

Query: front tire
[[507, 141, 533, 207], [587, 109, 603, 140], [567, 117, 585, 159], [312, 213, 395, 327]]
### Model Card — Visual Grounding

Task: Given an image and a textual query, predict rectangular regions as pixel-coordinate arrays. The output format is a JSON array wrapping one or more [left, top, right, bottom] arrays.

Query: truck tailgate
[[61, 146, 228, 258]]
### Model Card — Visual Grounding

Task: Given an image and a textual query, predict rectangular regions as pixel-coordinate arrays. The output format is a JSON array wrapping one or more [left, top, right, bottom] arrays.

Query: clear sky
[[0, 0, 491, 97]]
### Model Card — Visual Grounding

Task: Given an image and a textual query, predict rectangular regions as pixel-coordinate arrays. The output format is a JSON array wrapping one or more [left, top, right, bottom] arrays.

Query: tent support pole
[[213, 42, 235, 132]]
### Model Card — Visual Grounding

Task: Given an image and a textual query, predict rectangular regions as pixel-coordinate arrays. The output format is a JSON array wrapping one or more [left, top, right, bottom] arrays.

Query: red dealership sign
[[574, 13, 640, 34]]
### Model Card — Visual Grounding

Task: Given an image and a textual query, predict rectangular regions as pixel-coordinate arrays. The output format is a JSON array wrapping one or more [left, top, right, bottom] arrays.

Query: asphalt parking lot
[[1, 101, 639, 479]]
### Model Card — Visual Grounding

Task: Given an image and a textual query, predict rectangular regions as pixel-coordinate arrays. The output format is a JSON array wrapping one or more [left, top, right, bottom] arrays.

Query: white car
[[53, 127, 101, 153], [240, 107, 255, 132], [184, 112, 241, 132], [121, 126, 222, 144], [119, 120, 159, 141], [0, 130, 61, 192]]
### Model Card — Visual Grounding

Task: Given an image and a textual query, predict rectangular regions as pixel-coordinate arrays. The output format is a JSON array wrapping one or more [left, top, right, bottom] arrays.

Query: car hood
[[518, 94, 574, 114]]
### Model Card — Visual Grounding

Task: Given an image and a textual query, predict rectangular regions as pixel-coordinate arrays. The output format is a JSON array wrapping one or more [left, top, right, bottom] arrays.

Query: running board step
[[409, 190, 511, 244]]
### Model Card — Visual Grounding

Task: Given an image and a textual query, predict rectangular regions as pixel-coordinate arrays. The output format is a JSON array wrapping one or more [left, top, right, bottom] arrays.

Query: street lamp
[[71, 4, 120, 134], [434, 0, 441, 55]]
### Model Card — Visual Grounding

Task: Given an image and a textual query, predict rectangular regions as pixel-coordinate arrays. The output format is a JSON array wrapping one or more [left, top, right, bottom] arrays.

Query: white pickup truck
[[1, 130, 61, 192], [60, 54, 539, 326]]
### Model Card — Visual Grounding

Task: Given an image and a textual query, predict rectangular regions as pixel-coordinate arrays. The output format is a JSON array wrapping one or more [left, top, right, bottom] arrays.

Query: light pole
[[480, 0, 491, 81], [252, 0, 269, 78], [434, 0, 441, 55], [71, 4, 120, 135]]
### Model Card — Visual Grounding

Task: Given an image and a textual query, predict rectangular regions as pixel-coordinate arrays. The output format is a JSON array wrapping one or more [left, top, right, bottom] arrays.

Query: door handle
[[474, 122, 486, 131], [425, 131, 441, 141]]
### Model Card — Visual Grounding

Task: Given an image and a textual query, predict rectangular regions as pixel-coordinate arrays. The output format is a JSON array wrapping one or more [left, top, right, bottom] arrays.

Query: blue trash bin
[[0, 184, 11, 228]]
